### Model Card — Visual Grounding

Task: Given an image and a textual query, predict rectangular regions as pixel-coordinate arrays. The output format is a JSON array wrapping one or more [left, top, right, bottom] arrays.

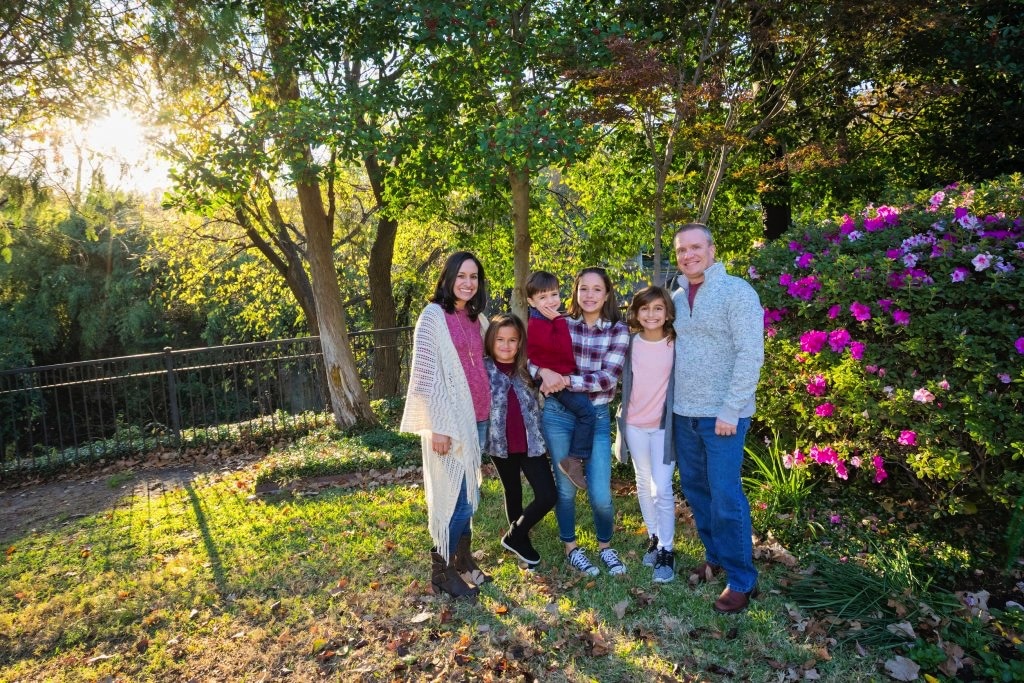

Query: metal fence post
[[163, 347, 182, 444]]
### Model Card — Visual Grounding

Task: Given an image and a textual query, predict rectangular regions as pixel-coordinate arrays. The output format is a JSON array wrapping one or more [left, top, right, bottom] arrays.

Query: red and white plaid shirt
[[564, 316, 629, 405]]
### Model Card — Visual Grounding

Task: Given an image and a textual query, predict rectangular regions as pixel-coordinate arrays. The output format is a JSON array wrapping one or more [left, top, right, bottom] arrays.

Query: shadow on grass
[[183, 480, 229, 598]]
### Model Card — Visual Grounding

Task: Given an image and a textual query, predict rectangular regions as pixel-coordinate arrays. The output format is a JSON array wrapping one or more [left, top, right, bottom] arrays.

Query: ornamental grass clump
[[746, 176, 1024, 515]]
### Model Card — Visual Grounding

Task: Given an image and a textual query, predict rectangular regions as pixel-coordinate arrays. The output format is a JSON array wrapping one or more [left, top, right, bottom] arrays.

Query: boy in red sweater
[[525, 271, 595, 490]]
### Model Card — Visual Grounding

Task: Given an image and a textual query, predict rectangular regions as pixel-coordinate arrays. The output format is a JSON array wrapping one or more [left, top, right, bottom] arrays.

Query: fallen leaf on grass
[[86, 654, 115, 664], [584, 631, 611, 656], [884, 655, 920, 681], [494, 604, 509, 615], [410, 611, 432, 624], [612, 599, 629, 619], [886, 621, 916, 640]]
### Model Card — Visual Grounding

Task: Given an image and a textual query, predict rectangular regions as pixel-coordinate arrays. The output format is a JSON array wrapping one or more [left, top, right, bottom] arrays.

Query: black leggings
[[490, 452, 557, 534]]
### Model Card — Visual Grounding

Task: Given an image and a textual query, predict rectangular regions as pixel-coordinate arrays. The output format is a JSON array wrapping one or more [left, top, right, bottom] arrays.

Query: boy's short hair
[[526, 271, 560, 298]]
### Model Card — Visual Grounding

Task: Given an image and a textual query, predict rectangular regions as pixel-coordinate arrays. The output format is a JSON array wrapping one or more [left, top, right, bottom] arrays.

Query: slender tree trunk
[[510, 166, 531, 321], [364, 153, 401, 398], [264, 1, 374, 428]]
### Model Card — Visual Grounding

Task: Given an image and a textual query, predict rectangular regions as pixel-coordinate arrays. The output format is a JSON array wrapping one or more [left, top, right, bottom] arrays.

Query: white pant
[[624, 424, 676, 550]]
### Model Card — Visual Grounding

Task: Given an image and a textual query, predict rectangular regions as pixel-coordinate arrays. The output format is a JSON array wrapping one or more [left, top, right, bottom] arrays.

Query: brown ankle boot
[[453, 532, 492, 585], [431, 549, 479, 601]]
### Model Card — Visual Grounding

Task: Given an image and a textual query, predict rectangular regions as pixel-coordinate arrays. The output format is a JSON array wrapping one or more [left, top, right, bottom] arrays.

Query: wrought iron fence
[[0, 328, 412, 479]]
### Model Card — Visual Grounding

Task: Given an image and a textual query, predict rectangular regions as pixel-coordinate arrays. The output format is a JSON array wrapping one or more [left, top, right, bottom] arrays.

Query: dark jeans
[[490, 453, 557, 535], [550, 388, 595, 460]]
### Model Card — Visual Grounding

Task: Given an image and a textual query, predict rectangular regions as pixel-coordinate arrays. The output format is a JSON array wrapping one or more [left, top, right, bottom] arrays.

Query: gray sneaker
[[652, 548, 675, 583], [566, 547, 600, 577], [642, 535, 659, 567], [599, 547, 627, 576]]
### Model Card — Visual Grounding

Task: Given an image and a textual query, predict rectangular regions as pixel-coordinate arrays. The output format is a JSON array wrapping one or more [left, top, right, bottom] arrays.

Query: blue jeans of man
[[446, 419, 489, 558], [541, 400, 613, 544], [673, 414, 757, 593], [550, 388, 596, 460]]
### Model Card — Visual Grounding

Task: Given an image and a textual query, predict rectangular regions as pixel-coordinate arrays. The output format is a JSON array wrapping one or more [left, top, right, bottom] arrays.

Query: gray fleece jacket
[[671, 262, 764, 425]]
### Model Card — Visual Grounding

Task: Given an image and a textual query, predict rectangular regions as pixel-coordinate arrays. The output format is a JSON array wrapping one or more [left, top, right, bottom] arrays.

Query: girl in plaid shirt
[[535, 267, 630, 576]]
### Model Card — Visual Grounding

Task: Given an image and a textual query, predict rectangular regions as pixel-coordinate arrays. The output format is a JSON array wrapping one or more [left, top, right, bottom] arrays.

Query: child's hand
[[529, 290, 562, 320], [431, 432, 452, 455]]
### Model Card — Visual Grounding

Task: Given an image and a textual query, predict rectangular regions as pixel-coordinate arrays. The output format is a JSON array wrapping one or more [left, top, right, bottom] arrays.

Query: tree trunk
[[264, 1, 374, 428], [364, 153, 401, 399], [652, 183, 665, 286], [297, 182, 376, 427], [509, 166, 531, 322]]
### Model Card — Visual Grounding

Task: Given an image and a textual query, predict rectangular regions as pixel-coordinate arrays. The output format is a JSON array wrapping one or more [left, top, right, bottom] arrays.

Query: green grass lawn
[[0, 427, 980, 681]]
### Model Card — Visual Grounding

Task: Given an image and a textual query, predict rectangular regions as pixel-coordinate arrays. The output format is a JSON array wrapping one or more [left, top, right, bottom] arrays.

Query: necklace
[[454, 310, 477, 368]]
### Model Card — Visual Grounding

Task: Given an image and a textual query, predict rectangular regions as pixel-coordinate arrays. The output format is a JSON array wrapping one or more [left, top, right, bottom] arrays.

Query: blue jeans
[[446, 420, 489, 557], [550, 388, 596, 460], [542, 400, 614, 544], [673, 414, 757, 593]]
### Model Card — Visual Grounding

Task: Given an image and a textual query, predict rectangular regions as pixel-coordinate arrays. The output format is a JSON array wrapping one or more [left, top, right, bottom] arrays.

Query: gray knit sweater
[[671, 262, 764, 425]]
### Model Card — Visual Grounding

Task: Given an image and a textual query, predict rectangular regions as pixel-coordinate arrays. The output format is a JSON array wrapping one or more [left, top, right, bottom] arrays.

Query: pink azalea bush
[[746, 178, 1024, 512]]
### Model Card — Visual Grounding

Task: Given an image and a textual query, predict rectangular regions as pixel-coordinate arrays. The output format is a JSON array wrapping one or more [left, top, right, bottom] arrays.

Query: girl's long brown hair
[[567, 267, 620, 323], [626, 286, 676, 340], [484, 313, 534, 387]]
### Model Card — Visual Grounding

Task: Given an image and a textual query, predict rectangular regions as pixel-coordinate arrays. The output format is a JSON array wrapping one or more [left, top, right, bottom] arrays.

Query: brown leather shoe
[[558, 457, 588, 490], [713, 586, 758, 614], [689, 561, 723, 584]]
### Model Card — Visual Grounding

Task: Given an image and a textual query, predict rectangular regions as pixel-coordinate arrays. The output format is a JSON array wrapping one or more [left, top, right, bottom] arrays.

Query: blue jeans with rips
[[446, 419, 489, 557], [541, 399, 614, 544], [673, 414, 757, 593]]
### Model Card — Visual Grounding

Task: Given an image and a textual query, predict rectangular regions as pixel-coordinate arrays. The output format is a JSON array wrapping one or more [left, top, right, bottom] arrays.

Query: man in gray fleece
[[670, 223, 764, 614]]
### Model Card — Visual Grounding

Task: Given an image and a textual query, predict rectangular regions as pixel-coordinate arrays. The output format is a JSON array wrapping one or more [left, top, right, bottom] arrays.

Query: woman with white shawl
[[401, 251, 490, 600]]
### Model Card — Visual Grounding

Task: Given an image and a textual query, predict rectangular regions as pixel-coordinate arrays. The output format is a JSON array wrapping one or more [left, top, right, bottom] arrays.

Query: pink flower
[[876, 299, 893, 312], [950, 267, 969, 282], [954, 206, 969, 221], [849, 341, 866, 361], [779, 273, 794, 286], [763, 308, 787, 326], [806, 374, 828, 396], [892, 310, 911, 326], [800, 330, 828, 354], [885, 248, 903, 259], [938, 379, 950, 390], [839, 214, 856, 234], [913, 388, 936, 403], [828, 328, 852, 352], [830, 513, 842, 524], [748, 265, 760, 279], [827, 304, 841, 319], [897, 430, 917, 446], [795, 252, 815, 268], [1015, 337, 1024, 355], [972, 252, 993, 271], [788, 241, 802, 251], [815, 402, 836, 418], [850, 301, 872, 321], [850, 456, 862, 468], [872, 454, 889, 484], [787, 275, 822, 301], [834, 460, 849, 480], [865, 365, 878, 374]]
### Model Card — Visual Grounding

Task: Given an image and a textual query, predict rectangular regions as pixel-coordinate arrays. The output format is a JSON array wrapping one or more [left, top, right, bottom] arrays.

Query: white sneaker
[[599, 547, 627, 576], [566, 547, 600, 576]]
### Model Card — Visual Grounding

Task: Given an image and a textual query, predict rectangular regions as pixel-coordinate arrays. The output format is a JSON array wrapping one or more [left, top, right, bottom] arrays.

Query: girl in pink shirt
[[615, 286, 678, 583]]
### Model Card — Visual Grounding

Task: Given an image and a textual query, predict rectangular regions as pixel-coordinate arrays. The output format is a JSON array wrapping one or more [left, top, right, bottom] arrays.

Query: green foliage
[[742, 431, 815, 531], [0, 180, 184, 368], [747, 176, 1024, 514]]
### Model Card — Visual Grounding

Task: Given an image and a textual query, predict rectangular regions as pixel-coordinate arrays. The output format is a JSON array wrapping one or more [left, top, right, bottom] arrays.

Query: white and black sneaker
[[566, 547, 600, 577], [599, 547, 627, 576]]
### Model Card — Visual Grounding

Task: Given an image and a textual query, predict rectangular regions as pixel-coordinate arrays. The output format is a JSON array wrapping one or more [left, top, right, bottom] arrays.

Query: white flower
[[971, 253, 993, 271], [847, 230, 864, 242]]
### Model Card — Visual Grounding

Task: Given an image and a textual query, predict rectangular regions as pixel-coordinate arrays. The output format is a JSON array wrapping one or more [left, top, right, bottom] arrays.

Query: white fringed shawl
[[399, 303, 487, 560]]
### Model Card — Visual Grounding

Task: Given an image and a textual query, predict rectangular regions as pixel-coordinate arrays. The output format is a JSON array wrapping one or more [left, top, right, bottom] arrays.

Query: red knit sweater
[[526, 313, 577, 375]]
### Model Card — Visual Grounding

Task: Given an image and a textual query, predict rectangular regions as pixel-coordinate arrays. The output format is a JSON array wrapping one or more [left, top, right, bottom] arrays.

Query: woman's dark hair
[[567, 267, 620, 323], [430, 251, 487, 320], [627, 286, 676, 340], [484, 313, 533, 386]]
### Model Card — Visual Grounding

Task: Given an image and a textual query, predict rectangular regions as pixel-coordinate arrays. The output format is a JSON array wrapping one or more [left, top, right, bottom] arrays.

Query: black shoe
[[501, 528, 541, 566]]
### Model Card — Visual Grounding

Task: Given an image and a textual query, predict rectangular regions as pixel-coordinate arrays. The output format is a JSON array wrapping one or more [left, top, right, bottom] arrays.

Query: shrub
[[746, 176, 1024, 514]]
